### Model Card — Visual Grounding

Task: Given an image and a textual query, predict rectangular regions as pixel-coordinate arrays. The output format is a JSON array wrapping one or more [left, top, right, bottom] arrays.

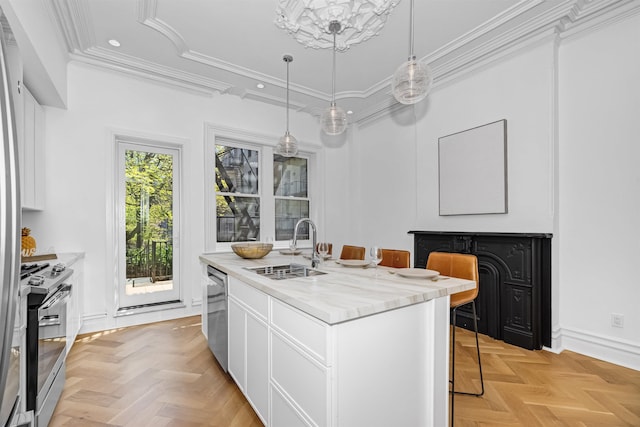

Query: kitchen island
[[200, 252, 475, 427]]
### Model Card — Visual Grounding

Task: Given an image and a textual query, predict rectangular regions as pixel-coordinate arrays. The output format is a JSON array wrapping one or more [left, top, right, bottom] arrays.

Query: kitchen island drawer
[[228, 277, 268, 320], [271, 298, 331, 364], [271, 331, 330, 427]]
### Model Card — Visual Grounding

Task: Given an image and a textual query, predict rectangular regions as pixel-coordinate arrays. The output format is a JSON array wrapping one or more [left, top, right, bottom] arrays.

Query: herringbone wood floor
[[50, 316, 262, 427], [50, 316, 640, 426]]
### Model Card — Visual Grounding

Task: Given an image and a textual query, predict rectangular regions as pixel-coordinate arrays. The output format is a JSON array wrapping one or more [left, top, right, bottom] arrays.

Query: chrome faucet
[[293, 218, 319, 268]]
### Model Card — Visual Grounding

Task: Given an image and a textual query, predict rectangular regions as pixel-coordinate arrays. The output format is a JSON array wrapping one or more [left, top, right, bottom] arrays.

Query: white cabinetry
[[225, 274, 450, 427], [5, 40, 45, 210], [20, 86, 44, 210], [66, 260, 84, 355], [228, 277, 269, 424], [270, 300, 331, 426]]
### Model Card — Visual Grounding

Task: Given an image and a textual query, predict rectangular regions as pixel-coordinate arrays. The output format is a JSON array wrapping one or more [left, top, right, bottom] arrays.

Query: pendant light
[[391, 0, 432, 105], [320, 21, 347, 136], [275, 54, 298, 157]]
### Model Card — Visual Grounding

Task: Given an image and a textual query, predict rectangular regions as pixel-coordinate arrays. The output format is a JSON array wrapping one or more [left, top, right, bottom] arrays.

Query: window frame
[[205, 124, 320, 253]]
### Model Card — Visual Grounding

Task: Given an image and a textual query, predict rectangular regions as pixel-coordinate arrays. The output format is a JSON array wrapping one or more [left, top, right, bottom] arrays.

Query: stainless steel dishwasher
[[206, 265, 228, 372]]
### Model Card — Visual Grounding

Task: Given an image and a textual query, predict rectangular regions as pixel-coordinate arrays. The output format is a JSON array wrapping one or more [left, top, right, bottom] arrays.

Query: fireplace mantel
[[409, 231, 552, 350]]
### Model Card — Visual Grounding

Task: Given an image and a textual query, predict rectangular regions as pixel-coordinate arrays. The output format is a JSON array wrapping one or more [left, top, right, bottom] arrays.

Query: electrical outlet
[[611, 313, 624, 328]]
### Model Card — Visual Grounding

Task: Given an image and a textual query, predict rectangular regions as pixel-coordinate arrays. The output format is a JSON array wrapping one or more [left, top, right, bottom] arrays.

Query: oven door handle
[[39, 284, 72, 311]]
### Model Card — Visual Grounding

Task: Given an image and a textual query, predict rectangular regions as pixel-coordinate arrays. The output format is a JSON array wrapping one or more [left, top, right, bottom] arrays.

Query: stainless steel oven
[[24, 264, 72, 427], [206, 265, 228, 372]]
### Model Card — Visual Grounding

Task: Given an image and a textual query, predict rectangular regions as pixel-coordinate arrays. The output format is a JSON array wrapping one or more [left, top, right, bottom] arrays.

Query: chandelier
[[275, 0, 400, 51]]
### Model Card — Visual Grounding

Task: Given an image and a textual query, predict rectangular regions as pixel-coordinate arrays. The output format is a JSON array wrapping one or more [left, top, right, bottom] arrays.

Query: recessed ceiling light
[[108, 39, 121, 47], [347, 110, 353, 115], [256, 83, 265, 89]]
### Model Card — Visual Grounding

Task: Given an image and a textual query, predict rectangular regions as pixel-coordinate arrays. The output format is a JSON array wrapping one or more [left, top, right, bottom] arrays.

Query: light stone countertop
[[199, 252, 475, 325]]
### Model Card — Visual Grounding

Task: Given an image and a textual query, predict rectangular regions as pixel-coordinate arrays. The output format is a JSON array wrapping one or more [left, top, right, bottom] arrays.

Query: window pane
[[217, 195, 260, 242], [216, 145, 259, 194], [275, 199, 309, 241], [274, 155, 307, 197], [125, 149, 174, 293]]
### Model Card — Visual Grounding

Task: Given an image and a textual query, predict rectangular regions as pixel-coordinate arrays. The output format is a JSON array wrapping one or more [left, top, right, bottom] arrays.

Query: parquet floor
[[50, 316, 640, 427], [49, 316, 262, 427], [450, 328, 640, 426]]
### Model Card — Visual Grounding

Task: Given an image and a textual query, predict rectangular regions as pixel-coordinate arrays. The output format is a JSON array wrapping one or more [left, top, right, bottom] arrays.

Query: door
[[116, 140, 181, 309]]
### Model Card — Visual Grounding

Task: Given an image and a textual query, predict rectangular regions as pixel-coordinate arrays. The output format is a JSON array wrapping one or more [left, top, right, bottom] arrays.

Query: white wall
[[556, 13, 640, 369], [22, 62, 320, 333]]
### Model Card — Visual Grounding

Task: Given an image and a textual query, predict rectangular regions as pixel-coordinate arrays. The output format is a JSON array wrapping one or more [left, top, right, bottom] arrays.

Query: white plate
[[336, 259, 371, 268], [280, 249, 302, 255], [395, 268, 440, 279]]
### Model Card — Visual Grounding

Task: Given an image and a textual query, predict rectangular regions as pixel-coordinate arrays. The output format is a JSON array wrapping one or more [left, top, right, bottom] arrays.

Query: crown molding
[[240, 88, 307, 111], [50, 0, 93, 52], [137, 0, 330, 102], [71, 47, 232, 95]]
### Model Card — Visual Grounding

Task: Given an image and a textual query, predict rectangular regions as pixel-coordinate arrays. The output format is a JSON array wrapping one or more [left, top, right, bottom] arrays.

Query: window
[[206, 125, 317, 251], [215, 145, 260, 242]]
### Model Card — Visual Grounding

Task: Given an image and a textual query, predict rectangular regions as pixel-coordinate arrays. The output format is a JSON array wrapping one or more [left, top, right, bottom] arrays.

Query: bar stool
[[426, 252, 484, 426], [379, 249, 410, 268], [339, 245, 365, 260]]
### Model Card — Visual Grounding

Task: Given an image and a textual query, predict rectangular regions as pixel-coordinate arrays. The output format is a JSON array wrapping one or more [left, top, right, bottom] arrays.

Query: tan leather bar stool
[[426, 252, 484, 426], [379, 249, 410, 268], [339, 245, 365, 260]]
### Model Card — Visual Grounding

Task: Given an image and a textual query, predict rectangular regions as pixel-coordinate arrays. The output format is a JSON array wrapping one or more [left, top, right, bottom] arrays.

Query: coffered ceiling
[[47, 0, 635, 123]]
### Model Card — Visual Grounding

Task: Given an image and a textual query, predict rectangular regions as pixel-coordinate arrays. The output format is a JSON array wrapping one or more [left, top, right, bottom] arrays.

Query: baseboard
[[552, 326, 640, 371]]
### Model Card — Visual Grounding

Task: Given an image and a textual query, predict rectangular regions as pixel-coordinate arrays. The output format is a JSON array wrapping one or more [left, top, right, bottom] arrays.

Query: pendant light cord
[[331, 29, 337, 105], [286, 58, 290, 132]]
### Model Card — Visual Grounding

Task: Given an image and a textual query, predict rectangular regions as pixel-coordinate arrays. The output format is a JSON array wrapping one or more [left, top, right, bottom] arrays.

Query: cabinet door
[[228, 298, 245, 389], [21, 87, 44, 210], [246, 313, 268, 423]]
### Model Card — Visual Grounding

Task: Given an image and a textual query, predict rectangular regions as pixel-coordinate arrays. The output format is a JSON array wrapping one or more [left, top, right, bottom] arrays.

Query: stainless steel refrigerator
[[0, 14, 22, 427]]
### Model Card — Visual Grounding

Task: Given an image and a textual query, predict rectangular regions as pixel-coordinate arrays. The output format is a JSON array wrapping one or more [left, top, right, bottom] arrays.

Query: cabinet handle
[[17, 80, 21, 94]]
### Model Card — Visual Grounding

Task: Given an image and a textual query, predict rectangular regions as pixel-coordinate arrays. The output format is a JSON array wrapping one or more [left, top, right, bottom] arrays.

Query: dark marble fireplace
[[409, 231, 552, 350]]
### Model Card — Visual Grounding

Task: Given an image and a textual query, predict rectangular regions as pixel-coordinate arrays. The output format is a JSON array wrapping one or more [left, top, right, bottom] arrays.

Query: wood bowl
[[231, 243, 273, 259]]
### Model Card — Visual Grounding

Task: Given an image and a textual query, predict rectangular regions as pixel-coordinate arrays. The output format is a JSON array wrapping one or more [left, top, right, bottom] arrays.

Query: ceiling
[[46, 0, 630, 123]]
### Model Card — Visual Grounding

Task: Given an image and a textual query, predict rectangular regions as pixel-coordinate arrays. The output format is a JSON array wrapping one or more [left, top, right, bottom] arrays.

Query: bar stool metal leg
[[450, 301, 485, 426]]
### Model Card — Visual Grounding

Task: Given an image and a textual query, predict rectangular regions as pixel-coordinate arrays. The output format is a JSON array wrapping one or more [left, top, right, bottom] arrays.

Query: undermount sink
[[246, 263, 327, 280]]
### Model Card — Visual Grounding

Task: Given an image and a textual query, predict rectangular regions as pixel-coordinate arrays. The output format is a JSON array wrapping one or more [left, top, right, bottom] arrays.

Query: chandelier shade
[[391, 0, 432, 104], [275, 54, 298, 157], [275, 0, 400, 51]]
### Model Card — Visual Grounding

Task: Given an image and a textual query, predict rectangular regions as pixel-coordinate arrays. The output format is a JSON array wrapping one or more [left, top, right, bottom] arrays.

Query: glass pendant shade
[[321, 103, 348, 135], [276, 131, 298, 156], [391, 0, 432, 105], [392, 58, 432, 105]]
